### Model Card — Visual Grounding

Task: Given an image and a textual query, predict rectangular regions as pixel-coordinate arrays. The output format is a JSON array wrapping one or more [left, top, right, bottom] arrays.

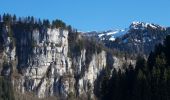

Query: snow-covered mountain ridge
[[84, 21, 168, 55], [130, 21, 165, 30], [84, 21, 166, 42]]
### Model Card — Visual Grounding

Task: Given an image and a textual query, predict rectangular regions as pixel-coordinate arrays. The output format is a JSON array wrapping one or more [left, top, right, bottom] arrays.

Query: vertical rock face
[[0, 25, 135, 99], [78, 50, 106, 98], [2, 26, 16, 61], [0, 26, 110, 99], [0, 26, 16, 76], [20, 29, 72, 98], [17, 28, 74, 98]]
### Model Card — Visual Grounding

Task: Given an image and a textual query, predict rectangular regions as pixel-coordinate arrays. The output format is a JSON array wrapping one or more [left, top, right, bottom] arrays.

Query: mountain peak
[[130, 21, 162, 30]]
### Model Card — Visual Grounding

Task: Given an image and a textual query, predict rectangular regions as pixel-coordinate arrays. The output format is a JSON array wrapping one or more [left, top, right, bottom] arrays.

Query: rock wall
[[0, 26, 134, 99], [0, 26, 106, 99]]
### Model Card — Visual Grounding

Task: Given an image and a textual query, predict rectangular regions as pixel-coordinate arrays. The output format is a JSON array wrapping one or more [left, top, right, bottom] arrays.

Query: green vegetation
[[67, 92, 76, 100], [0, 77, 15, 100], [52, 19, 66, 29], [68, 31, 104, 75], [68, 31, 104, 58], [100, 35, 170, 100], [1, 13, 72, 30]]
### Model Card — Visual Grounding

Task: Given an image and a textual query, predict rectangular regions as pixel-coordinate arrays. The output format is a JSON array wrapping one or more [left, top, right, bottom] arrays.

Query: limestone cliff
[[0, 24, 134, 99]]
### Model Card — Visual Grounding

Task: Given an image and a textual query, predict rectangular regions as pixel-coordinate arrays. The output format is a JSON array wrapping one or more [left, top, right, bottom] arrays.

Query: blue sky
[[0, 0, 170, 31]]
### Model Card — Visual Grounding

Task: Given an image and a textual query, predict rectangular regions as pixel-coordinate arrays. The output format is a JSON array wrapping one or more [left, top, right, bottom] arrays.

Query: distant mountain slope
[[84, 21, 169, 55], [84, 29, 128, 41]]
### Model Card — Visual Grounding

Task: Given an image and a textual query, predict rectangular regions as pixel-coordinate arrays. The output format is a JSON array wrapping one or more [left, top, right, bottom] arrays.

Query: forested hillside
[[100, 35, 170, 100]]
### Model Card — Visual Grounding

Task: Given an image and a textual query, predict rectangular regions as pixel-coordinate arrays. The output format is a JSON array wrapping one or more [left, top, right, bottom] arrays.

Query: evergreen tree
[[107, 69, 118, 100], [13, 14, 17, 23], [38, 18, 42, 27], [30, 16, 34, 24], [151, 67, 161, 100], [0, 77, 15, 100], [67, 25, 72, 32], [3, 13, 12, 25], [52, 19, 66, 29], [43, 19, 50, 27], [164, 35, 170, 66], [101, 73, 110, 99], [134, 69, 150, 100], [147, 51, 155, 71], [18, 17, 22, 23], [164, 68, 170, 99], [155, 52, 166, 69], [0, 15, 1, 22], [135, 56, 147, 72]]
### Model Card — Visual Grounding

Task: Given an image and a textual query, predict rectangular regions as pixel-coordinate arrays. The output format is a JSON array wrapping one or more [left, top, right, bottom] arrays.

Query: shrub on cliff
[[0, 77, 15, 100]]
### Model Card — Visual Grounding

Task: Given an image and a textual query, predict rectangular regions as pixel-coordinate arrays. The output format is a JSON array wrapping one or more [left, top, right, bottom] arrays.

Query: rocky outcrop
[[77, 50, 106, 98], [0, 25, 16, 76], [0, 25, 134, 99]]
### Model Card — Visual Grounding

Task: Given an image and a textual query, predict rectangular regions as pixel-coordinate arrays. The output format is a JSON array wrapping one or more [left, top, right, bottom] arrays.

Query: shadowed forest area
[[100, 35, 170, 100]]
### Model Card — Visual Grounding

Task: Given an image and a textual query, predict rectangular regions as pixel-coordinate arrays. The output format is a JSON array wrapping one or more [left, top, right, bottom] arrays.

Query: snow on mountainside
[[130, 21, 165, 30], [84, 21, 168, 55], [103, 29, 128, 41], [84, 29, 129, 41], [84, 21, 166, 42]]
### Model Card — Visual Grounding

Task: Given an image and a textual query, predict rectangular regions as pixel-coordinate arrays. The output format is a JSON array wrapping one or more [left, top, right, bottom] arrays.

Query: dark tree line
[[0, 77, 15, 100], [0, 13, 72, 30], [100, 35, 170, 100]]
